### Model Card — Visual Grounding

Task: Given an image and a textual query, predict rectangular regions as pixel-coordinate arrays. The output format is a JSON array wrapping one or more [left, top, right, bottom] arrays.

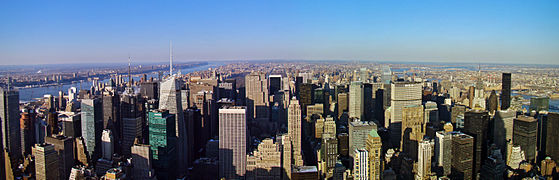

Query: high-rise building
[[34, 143, 59, 180], [435, 131, 452, 176], [463, 110, 490, 177], [451, 132, 474, 180], [366, 129, 382, 180], [319, 137, 338, 178], [353, 149, 368, 180], [337, 133, 349, 157], [337, 93, 348, 119], [513, 115, 538, 163], [487, 90, 498, 114], [269, 75, 282, 95], [245, 138, 282, 180], [501, 73, 511, 110], [349, 81, 364, 120], [148, 110, 177, 179], [381, 66, 392, 84], [159, 76, 187, 176], [546, 113, 559, 161], [390, 82, 422, 148], [101, 129, 114, 160], [298, 83, 315, 115], [219, 106, 247, 179], [20, 108, 36, 156], [120, 90, 143, 156], [245, 72, 269, 120], [81, 98, 103, 161], [1, 87, 22, 162], [417, 139, 434, 180], [45, 135, 74, 180], [493, 110, 515, 158], [288, 99, 304, 166], [131, 142, 155, 179], [61, 111, 81, 138], [102, 92, 120, 142], [529, 96, 549, 113], [401, 105, 424, 160], [349, 120, 376, 157]]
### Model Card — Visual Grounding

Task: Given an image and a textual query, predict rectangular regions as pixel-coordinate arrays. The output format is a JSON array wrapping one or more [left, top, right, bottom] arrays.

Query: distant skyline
[[1, 0, 558, 65]]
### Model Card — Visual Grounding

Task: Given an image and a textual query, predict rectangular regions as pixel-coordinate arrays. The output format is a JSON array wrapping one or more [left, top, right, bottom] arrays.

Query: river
[[18, 61, 227, 103]]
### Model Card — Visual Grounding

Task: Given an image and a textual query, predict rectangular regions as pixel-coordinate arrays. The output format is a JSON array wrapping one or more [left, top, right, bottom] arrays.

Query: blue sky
[[1, 0, 558, 65]]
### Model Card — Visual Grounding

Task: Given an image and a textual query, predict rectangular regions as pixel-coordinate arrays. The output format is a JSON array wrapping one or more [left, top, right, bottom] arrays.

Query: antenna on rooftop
[[128, 55, 132, 86]]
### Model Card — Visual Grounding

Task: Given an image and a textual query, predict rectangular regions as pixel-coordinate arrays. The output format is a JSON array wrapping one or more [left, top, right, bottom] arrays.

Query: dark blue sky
[[1, 0, 558, 65]]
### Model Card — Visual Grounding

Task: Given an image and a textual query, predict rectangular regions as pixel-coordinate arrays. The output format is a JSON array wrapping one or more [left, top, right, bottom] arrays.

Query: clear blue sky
[[1, 0, 558, 65]]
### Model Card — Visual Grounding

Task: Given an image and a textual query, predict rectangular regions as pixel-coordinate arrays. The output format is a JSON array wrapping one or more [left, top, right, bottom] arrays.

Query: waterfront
[[18, 61, 226, 102]]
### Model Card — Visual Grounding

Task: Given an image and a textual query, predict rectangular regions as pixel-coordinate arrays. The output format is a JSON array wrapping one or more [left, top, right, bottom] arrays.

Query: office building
[[546, 113, 559, 161], [513, 115, 537, 163], [417, 139, 434, 180], [501, 73, 511, 110], [353, 149, 368, 180], [131, 143, 155, 179], [219, 106, 247, 179], [45, 135, 74, 180], [435, 131, 452, 176], [34, 143, 59, 180], [269, 75, 282, 95], [20, 108, 36, 155], [493, 110, 515, 158], [120, 90, 143, 156], [349, 120, 376, 157], [390, 82, 422, 148], [148, 110, 177, 179], [288, 99, 304, 166], [245, 138, 282, 180], [366, 129, 382, 180], [401, 104, 424, 160], [337, 93, 348, 119], [349, 81, 364, 120], [245, 72, 269, 120], [159, 76, 187, 176], [81, 98, 103, 160], [529, 96, 549, 113], [451, 132, 474, 180], [101, 129, 114, 160], [1, 87, 22, 161], [463, 110, 490, 177]]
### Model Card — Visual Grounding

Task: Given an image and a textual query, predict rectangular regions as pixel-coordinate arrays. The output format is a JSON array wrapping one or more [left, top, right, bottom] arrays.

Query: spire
[[128, 56, 132, 87], [170, 40, 173, 76]]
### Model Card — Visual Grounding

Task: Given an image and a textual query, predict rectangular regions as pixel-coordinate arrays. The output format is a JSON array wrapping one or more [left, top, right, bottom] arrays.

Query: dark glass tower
[[148, 110, 177, 179], [501, 73, 511, 110], [463, 110, 490, 178]]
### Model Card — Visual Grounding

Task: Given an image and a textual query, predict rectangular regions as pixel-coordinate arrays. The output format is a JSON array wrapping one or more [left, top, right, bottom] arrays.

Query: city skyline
[[1, 0, 559, 65]]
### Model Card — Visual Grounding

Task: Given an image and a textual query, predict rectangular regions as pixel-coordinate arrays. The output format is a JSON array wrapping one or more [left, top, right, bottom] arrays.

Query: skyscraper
[[0, 87, 22, 162], [546, 113, 559, 161], [390, 82, 422, 148], [148, 110, 177, 179], [158, 76, 187, 176], [120, 89, 143, 156], [245, 72, 269, 120], [529, 96, 549, 113], [45, 135, 74, 180], [349, 81, 364, 120], [435, 131, 452, 176], [219, 106, 247, 179], [451, 132, 474, 180], [337, 92, 348, 119], [501, 73, 511, 110], [269, 75, 282, 95], [366, 129, 382, 180], [245, 138, 282, 179], [349, 120, 376, 157], [463, 110, 490, 177], [131, 143, 155, 179], [382, 66, 392, 84], [417, 139, 434, 180], [288, 99, 304, 166], [401, 104, 424, 160], [493, 109, 515, 159], [20, 108, 35, 156], [353, 149, 369, 180], [81, 98, 103, 161], [101, 129, 114, 160], [513, 115, 538, 163], [34, 143, 59, 180]]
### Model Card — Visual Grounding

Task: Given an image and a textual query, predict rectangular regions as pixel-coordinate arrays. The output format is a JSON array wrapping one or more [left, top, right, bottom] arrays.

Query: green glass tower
[[148, 110, 176, 179]]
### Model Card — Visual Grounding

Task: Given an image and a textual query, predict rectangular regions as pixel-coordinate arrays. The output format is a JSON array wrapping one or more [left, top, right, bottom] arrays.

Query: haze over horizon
[[1, 0, 558, 65]]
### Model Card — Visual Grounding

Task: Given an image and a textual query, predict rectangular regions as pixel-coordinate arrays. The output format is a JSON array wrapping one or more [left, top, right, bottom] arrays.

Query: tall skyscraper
[[435, 131, 452, 176], [337, 92, 348, 119], [20, 108, 35, 156], [401, 104, 424, 160], [366, 129, 382, 180], [288, 99, 304, 166], [390, 82, 422, 148], [349, 120, 376, 157], [349, 81, 364, 120], [381, 66, 392, 84], [487, 90, 498, 114], [529, 96, 549, 113], [81, 98, 103, 161], [501, 73, 511, 110], [451, 132, 474, 180], [269, 75, 282, 95], [219, 106, 247, 179], [546, 113, 559, 161], [493, 109, 515, 159], [158, 76, 187, 176], [34, 143, 59, 180], [45, 135, 74, 180], [120, 89, 143, 156], [245, 72, 269, 120], [463, 110, 490, 177], [131, 142, 155, 179], [353, 149, 369, 180], [0, 88, 22, 162], [101, 129, 114, 160], [298, 83, 315, 115], [417, 139, 434, 180], [513, 115, 537, 163], [148, 110, 177, 179]]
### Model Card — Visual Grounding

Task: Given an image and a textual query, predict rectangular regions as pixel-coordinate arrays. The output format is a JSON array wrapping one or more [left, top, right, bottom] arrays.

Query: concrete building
[[349, 120, 376, 157], [435, 131, 452, 176], [390, 82, 422, 148], [513, 115, 538, 163], [501, 73, 511, 110], [417, 139, 434, 180], [219, 106, 247, 179], [245, 72, 269, 120], [401, 104, 424, 160], [245, 138, 282, 180], [463, 110, 490, 177], [349, 81, 364, 120], [34, 143, 59, 180], [366, 129, 382, 180], [353, 149, 368, 180], [493, 110, 515, 159], [451, 132, 474, 180], [45, 135, 74, 180], [288, 99, 304, 166], [131, 143, 155, 179]]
